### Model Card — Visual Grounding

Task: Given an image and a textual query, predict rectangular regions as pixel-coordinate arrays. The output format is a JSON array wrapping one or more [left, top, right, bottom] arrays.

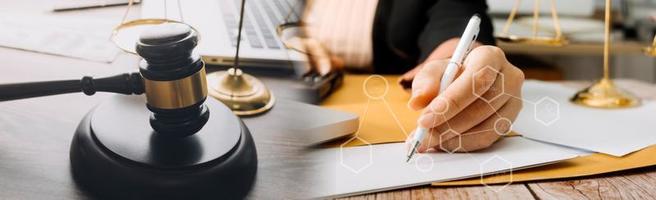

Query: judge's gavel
[[2, 22, 257, 199], [0, 23, 209, 137]]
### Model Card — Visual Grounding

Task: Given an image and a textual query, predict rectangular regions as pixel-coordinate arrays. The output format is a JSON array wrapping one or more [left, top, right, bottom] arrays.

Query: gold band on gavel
[[143, 67, 208, 109]]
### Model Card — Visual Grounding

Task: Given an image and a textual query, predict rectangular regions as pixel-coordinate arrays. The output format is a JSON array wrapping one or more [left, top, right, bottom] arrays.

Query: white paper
[[515, 81, 656, 157], [306, 137, 584, 199], [0, 16, 119, 63]]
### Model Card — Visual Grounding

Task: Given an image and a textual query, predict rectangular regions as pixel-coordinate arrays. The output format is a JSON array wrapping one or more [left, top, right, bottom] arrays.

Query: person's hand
[[406, 46, 525, 153]]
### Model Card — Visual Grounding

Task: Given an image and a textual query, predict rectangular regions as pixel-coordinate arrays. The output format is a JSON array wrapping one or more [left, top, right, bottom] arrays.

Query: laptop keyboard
[[222, 0, 301, 50], [246, 0, 277, 49]]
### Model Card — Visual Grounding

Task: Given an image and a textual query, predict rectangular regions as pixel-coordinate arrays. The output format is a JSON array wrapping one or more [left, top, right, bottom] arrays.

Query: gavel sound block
[[0, 23, 257, 199]]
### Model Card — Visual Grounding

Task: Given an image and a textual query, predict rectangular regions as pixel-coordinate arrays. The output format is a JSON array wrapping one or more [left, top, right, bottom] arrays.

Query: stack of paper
[[306, 137, 585, 198]]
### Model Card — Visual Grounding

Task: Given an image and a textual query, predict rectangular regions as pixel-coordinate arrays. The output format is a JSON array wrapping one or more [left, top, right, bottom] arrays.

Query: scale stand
[[206, 0, 276, 116], [570, 0, 640, 108]]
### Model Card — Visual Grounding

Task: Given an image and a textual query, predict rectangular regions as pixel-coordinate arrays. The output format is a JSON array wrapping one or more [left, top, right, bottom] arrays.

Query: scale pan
[[497, 35, 568, 46]]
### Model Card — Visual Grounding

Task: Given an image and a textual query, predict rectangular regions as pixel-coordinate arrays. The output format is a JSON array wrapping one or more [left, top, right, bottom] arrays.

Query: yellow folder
[[321, 74, 656, 186]]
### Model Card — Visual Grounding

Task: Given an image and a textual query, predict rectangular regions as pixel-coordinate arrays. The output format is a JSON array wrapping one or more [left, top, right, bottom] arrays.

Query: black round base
[[70, 95, 257, 199]]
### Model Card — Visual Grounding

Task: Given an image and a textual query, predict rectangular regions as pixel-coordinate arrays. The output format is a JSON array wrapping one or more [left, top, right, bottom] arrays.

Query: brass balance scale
[[500, 0, 641, 109]]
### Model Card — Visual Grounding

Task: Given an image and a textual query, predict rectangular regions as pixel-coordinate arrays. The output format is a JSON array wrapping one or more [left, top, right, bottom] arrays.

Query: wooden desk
[[339, 80, 656, 200], [339, 167, 656, 200]]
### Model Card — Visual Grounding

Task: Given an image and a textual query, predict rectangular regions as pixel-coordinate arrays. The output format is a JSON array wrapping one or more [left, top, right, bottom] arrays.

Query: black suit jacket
[[372, 0, 495, 74]]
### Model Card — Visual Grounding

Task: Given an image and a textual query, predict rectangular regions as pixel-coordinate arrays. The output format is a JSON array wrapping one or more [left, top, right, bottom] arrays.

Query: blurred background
[[488, 0, 656, 83]]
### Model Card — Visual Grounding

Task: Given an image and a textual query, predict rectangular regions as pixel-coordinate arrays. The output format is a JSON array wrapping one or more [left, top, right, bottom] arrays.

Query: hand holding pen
[[405, 15, 526, 161]]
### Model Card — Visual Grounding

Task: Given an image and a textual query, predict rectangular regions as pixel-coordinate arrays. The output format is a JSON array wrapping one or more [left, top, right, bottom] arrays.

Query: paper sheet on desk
[[515, 81, 656, 157], [307, 137, 584, 199], [0, 16, 119, 63]]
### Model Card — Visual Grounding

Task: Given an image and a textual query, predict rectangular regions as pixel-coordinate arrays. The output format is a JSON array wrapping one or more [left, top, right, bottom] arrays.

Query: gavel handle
[[0, 73, 144, 101]]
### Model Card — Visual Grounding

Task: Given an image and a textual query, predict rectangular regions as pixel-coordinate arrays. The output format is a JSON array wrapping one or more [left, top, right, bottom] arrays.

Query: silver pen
[[406, 127, 428, 162]]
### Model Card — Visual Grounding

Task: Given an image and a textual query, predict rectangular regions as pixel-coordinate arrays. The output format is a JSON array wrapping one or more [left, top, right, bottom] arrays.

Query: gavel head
[[136, 23, 209, 137]]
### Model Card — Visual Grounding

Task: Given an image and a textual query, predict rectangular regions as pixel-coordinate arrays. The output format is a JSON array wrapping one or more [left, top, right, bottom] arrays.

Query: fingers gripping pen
[[406, 14, 480, 162]]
